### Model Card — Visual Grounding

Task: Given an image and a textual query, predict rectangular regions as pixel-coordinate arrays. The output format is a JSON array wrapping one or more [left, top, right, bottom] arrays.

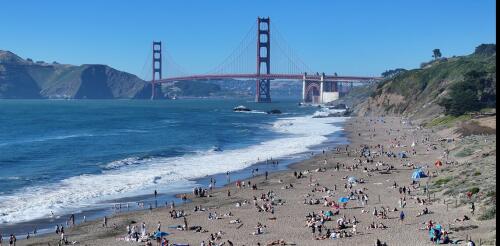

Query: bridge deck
[[154, 73, 381, 83]]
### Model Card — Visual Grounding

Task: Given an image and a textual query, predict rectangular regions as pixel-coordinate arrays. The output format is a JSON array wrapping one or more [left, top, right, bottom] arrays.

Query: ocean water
[[0, 98, 346, 234]]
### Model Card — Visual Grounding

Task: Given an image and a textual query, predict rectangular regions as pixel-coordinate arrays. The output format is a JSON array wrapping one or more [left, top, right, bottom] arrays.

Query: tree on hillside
[[438, 70, 496, 116], [381, 68, 407, 78], [432, 49, 442, 60], [474, 44, 496, 56]]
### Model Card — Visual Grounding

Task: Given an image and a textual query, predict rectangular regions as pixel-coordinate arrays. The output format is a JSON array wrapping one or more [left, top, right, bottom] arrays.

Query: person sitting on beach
[[367, 221, 376, 230], [416, 207, 430, 217], [229, 218, 241, 224], [454, 215, 470, 222], [252, 223, 266, 235], [377, 222, 387, 229]]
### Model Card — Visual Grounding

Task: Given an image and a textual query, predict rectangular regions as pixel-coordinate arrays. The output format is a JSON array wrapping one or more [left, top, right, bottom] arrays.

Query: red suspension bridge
[[145, 17, 382, 103]]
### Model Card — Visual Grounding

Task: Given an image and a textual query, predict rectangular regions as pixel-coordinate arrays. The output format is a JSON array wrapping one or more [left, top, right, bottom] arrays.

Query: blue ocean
[[0, 98, 345, 234]]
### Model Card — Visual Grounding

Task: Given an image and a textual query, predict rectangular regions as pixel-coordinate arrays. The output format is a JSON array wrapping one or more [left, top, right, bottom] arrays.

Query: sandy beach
[[16, 116, 496, 246]]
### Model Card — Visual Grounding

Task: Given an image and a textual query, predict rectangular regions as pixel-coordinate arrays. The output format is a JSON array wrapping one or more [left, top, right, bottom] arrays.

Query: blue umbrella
[[155, 231, 170, 238], [338, 197, 350, 203]]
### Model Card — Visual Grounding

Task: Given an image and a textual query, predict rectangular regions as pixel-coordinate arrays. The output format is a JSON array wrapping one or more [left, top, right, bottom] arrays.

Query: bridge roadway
[[154, 73, 381, 83]]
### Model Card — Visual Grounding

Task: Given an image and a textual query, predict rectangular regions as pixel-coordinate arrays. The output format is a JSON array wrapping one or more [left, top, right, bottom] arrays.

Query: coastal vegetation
[[356, 44, 496, 121]]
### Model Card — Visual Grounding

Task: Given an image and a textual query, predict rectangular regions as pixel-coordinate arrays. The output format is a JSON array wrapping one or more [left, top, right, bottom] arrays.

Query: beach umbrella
[[338, 197, 350, 203], [154, 231, 170, 238], [347, 176, 357, 183]]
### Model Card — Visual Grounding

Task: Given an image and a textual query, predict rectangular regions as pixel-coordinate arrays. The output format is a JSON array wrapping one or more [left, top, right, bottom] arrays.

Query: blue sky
[[0, 0, 496, 78]]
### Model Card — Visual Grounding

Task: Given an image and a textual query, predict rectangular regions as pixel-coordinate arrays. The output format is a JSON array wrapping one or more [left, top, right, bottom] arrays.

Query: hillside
[[355, 44, 496, 122], [0, 50, 155, 99], [351, 44, 497, 229]]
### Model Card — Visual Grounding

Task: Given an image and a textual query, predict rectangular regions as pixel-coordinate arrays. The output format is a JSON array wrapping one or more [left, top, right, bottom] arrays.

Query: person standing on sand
[[141, 222, 146, 236], [103, 216, 107, 227], [399, 210, 405, 222], [157, 221, 161, 232], [183, 217, 188, 231], [265, 171, 268, 180]]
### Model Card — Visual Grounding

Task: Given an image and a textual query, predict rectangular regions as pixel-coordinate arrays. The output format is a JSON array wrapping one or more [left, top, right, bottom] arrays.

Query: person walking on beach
[[103, 216, 108, 227], [265, 171, 268, 180], [157, 221, 161, 232], [399, 210, 405, 223]]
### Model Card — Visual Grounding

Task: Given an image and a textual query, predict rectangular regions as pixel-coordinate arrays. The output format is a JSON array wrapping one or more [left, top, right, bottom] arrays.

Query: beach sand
[[18, 117, 495, 245]]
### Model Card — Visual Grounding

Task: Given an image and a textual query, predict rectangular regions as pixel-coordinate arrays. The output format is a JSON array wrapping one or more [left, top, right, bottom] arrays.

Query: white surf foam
[[312, 108, 346, 118], [0, 114, 346, 224]]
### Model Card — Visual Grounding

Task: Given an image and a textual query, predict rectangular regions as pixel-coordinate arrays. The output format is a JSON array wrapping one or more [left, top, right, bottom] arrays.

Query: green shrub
[[468, 187, 480, 195], [455, 147, 474, 157], [434, 177, 452, 186]]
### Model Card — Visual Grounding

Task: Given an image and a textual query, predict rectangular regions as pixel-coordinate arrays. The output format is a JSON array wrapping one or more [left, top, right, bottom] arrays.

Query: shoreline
[[1, 118, 349, 239], [15, 116, 496, 245]]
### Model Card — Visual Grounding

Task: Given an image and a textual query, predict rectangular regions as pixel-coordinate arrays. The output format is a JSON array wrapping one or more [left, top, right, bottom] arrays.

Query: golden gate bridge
[[142, 17, 382, 103]]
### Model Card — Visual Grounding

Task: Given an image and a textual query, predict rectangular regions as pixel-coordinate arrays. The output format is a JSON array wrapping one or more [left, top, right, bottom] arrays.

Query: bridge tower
[[256, 17, 271, 103], [151, 41, 162, 100]]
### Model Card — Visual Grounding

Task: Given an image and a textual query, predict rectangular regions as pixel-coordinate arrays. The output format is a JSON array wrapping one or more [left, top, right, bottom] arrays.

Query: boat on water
[[233, 105, 251, 112]]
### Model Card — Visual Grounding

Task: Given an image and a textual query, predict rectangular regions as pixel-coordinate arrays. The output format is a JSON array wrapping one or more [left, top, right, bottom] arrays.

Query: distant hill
[[0, 50, 157, 99], [354, 44, 496, 121], [161, 80, 221, 97]]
